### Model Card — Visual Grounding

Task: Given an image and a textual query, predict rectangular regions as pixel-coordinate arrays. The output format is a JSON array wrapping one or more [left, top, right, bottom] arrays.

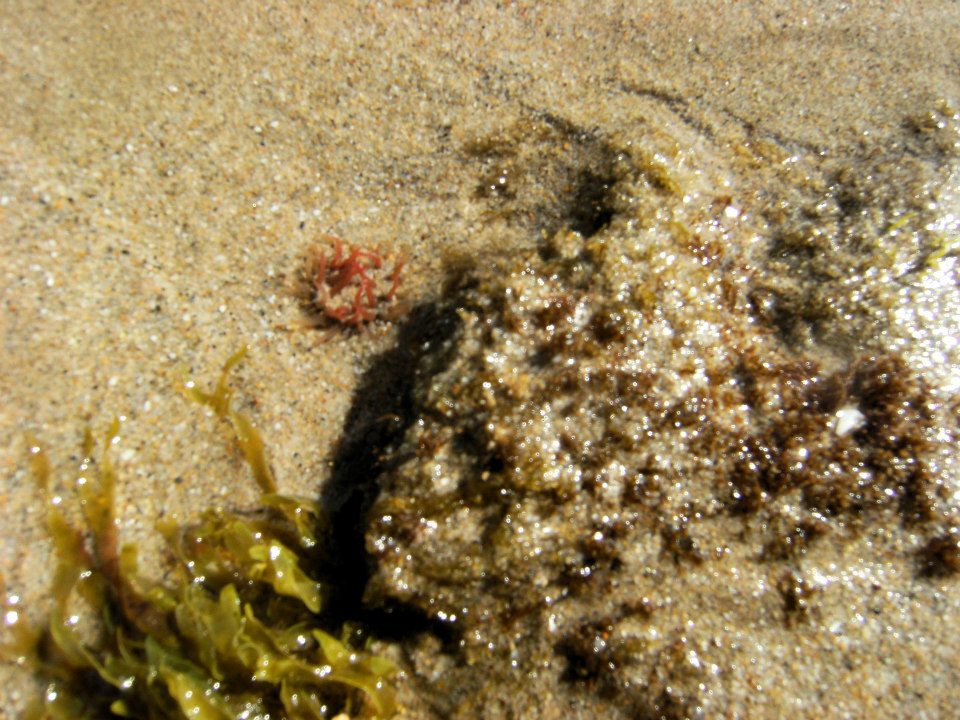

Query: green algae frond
[[2, 353, 397, 720], [179, 346, 277, 494]]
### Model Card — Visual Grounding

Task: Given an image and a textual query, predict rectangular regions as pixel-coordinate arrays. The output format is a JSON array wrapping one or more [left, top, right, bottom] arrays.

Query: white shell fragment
[[834, 406, 867, 436]]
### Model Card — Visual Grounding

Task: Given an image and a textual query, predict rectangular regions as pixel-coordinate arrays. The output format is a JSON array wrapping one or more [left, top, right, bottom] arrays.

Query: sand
[[1, 1, 959, 717]]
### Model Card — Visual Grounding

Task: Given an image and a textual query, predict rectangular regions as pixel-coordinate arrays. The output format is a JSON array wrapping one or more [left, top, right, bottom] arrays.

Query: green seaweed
[[180, 346, 277, 494], [3, 353, 397, 719]]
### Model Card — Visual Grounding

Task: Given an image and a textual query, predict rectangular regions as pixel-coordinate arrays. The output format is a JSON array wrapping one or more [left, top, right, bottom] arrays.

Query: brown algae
[[362, 112, 960, 717]]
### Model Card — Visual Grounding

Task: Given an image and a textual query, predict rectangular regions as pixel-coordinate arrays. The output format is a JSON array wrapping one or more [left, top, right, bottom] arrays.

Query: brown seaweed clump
[[362, 120, 959, 717]]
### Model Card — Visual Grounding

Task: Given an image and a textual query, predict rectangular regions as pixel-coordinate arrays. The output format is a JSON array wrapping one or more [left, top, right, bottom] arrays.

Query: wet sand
[[2, 2, 959, 717]]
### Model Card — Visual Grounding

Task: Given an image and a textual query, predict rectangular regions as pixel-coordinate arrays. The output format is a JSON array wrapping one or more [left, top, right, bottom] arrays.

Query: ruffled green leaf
[[279, 679, 333, 719], [246, 539, 322, 613], [261, 493, 326, 550], [147, 637, 235, 720], [314, 629, 398, 717], [174, 583, 246, 681], [167, 510, 323, 613]]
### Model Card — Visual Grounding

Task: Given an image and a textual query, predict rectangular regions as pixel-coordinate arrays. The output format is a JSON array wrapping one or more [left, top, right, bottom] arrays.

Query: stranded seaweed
[[361, 110, 960, 717], [1, 353, 397, 720]]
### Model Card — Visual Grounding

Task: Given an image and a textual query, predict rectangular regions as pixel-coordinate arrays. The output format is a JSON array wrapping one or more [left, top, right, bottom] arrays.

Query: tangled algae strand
[[1, 350, 397, 720]]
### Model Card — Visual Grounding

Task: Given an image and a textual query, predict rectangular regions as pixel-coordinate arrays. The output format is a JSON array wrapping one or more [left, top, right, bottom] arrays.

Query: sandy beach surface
[[2, 2, 959, 717]]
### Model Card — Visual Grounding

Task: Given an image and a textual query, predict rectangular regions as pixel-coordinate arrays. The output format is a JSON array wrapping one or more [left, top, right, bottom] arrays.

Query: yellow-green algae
[[1, 352, 397, 720]]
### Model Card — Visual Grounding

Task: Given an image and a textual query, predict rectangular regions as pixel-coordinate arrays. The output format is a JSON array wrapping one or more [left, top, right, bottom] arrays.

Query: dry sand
[[1, 1, 959, 717]]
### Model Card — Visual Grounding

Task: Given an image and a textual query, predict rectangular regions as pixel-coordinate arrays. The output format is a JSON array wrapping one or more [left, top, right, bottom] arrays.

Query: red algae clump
[[305, 235, 405, 330]]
